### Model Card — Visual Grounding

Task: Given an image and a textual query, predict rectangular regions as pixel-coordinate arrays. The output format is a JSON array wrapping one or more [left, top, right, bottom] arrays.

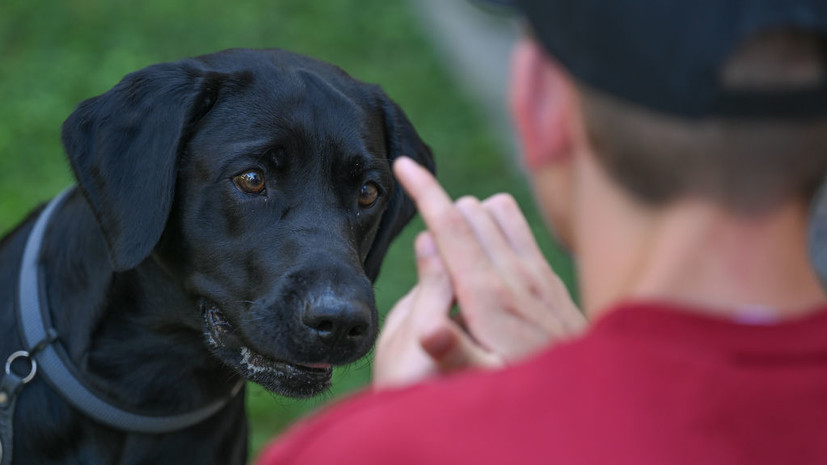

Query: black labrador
[[0, 48, 434, 465]]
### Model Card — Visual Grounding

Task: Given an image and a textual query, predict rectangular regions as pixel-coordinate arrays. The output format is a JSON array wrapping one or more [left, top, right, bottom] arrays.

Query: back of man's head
[[487, 0, 827, 214], [580, 29, 827, 214]]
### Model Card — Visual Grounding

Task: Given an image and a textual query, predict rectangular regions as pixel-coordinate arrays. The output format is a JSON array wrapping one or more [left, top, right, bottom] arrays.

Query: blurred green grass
[[0, 0, 575, 461]]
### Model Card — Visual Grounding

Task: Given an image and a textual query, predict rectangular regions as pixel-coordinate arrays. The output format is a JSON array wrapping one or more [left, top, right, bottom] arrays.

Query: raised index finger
[[394, 157, 547, 354], [392, 157, 490, 280]]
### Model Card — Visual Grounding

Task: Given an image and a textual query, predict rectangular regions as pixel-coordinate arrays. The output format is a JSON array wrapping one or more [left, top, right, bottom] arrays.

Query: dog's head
[[61, 48, 435, 397]]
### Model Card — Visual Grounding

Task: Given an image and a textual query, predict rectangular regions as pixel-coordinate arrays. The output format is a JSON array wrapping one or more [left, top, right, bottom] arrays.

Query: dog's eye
[[233, 170, 265, 194], [358, 182, 379, 207]]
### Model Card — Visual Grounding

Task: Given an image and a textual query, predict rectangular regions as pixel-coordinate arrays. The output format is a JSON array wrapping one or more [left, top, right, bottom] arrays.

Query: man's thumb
[[420, 324, 502, 373]]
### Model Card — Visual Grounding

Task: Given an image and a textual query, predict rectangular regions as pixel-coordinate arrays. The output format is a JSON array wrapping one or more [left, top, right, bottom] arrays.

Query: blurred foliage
[[0, 0, 576, 461]]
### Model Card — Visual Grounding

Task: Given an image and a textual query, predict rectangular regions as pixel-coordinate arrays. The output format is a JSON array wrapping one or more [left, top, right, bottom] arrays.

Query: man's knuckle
[[455, 273, 487, 300], [455, 195, 480, 208], [484, 279, 512, 305], [439, 209, 470, 232], [512, 266, 537, 291], [489, 192, 518, 211]]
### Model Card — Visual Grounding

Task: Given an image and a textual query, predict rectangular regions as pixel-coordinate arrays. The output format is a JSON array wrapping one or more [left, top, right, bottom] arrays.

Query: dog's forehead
[[186, 52, 390, 175], [203, 53, 383, 148], [202, 49, 378, 122], [260, 68, 372, 132]]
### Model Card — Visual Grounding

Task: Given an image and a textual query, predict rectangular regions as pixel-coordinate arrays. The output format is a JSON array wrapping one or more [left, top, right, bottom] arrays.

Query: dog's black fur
[[0, 48, 434, 465]]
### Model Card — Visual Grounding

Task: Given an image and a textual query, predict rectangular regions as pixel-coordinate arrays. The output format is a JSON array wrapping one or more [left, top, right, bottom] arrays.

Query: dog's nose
[[301, 299, 372, 348]]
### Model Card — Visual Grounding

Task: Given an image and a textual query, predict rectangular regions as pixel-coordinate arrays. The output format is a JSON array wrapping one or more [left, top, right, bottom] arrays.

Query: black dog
[[0, 48, 434, 465]]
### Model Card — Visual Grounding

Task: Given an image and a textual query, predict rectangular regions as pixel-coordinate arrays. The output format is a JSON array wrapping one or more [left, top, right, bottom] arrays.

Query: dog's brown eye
[[233, 170, 265, 194], [358, 182, 379, 207]]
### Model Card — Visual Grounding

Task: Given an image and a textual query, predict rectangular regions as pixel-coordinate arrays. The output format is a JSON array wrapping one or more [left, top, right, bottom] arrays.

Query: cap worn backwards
[[475, 0, 827, 119]]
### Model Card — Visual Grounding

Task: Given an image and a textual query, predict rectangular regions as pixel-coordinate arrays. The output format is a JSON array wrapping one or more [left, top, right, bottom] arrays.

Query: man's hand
[[373, 157, 587, 389]]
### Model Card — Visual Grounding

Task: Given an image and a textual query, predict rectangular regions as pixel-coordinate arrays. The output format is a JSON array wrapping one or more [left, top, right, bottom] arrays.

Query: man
[[257, 0, 827, 463]]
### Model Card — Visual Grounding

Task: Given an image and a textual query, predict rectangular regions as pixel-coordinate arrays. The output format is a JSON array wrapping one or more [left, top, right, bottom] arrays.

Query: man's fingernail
[[393, 156, 415, 172], [415, 232, 437, 257]]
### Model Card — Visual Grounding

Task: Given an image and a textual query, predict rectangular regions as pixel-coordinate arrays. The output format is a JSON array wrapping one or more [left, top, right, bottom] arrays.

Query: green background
[[0, 0, 575, 461]]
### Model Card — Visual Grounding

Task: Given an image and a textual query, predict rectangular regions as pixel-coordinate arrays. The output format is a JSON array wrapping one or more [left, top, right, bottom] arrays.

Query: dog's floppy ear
[[364, 96, 436, 281], [61, 62, 221, 271]]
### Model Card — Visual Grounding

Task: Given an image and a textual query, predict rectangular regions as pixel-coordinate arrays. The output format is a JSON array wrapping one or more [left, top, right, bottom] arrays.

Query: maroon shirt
[[257, 302, 827, 464]]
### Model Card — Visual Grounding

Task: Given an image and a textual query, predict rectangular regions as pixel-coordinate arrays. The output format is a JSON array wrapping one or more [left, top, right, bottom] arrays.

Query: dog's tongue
[[303, 362, 332, 370]]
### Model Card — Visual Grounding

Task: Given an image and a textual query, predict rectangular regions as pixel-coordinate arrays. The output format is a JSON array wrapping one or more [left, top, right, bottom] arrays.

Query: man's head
[[502, 2, 827, 248], [474, 0, 827, 313]]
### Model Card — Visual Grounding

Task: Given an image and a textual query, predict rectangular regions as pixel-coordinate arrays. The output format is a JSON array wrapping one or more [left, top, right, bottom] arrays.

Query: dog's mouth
[[201, 301, 333, 398]]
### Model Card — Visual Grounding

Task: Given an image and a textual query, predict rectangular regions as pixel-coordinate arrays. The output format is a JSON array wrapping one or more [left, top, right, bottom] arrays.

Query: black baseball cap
[[473, 0, 827, 119]]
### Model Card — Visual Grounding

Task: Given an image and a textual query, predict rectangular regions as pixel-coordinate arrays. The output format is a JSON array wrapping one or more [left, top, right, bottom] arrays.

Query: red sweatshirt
[[257, 302, 827, 464]]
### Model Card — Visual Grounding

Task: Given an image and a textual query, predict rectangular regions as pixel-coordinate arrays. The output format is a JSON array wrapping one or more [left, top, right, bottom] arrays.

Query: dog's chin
[[200, 301, 333, 398]]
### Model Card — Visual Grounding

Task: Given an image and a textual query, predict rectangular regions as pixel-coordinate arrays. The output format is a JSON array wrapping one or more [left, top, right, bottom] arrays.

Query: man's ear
[[509, 37, 576, 169], [363, 96, 436, 282], [61, 62, 224, 271]]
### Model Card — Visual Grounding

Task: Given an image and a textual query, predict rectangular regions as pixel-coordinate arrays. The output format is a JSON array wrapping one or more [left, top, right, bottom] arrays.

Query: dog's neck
[[37, 190, 240, 415]]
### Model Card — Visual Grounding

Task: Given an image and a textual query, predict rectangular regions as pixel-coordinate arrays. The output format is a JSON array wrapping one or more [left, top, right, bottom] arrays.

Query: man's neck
[[575, 158, 826, 322], [634, 200, 825, 319]]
